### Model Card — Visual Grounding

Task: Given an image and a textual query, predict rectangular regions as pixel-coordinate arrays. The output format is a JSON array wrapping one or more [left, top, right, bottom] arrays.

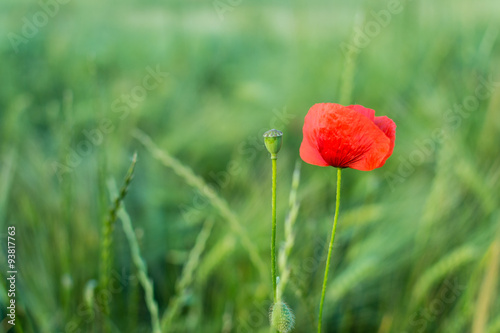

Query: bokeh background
[[1, 0, 500, 332]]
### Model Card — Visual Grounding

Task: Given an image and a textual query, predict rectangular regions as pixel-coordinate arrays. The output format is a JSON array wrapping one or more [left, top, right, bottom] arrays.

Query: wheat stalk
[[99, 152, 137, 320], [107, 174, 162, 333], [277, 161, 301, 299]]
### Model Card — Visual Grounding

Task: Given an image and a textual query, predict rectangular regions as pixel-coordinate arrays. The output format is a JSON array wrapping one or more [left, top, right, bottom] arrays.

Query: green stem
[[317, 167, 342, 333], [271, 155, 278, 302]]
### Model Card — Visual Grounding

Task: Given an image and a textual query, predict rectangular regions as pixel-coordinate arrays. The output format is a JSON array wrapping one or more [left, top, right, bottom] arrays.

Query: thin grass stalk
[[277, 161, 301, 298], [472, 239, 500, 333], [107, 177, 162, 333], [99, 153, 137, 322]]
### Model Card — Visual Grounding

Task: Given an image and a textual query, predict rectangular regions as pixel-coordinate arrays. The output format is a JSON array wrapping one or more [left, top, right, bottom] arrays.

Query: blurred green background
[[1, 0, 500, 332]]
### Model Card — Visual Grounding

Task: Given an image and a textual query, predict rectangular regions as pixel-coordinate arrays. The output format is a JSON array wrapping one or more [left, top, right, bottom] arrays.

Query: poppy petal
[[300, 104, 329, 166], [373, 116, 396, 167], [299, 136, 329, 166], [347, 105, 375, 121]]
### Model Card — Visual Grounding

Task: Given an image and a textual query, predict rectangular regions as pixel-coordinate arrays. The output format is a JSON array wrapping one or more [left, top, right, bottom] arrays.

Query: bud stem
[[264, 129, 282, 333], [271, 157, 278, 302]]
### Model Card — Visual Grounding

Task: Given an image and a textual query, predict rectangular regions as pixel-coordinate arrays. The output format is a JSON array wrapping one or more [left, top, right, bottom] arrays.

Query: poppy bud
[[269, 301, 295, 333], [263, 129, 283, 158]]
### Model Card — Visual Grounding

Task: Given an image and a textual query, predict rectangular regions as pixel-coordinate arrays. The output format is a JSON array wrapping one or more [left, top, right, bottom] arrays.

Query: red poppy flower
[[300, 103, 396, 171]]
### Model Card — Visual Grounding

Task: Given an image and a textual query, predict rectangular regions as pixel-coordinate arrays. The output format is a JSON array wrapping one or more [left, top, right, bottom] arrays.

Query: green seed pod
[[263, 129, 283, 157], [269, 301, 295, 333]]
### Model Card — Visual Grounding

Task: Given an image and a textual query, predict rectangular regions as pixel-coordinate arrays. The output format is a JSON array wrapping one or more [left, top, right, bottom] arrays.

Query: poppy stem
[[317, 167, 342, 333], [263, 129, 283, 332], [271, 156, 278, 302]]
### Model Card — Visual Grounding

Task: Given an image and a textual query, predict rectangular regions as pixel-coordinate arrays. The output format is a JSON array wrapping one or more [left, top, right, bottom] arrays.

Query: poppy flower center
[[316, 130, 373, 168]]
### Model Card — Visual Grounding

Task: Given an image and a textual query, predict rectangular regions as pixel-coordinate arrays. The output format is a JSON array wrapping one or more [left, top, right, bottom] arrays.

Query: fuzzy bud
[[270, 301, 295, 333]]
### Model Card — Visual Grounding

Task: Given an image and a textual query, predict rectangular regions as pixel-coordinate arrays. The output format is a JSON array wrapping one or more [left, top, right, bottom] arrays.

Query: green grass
[[1, 0, 500, 332]]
